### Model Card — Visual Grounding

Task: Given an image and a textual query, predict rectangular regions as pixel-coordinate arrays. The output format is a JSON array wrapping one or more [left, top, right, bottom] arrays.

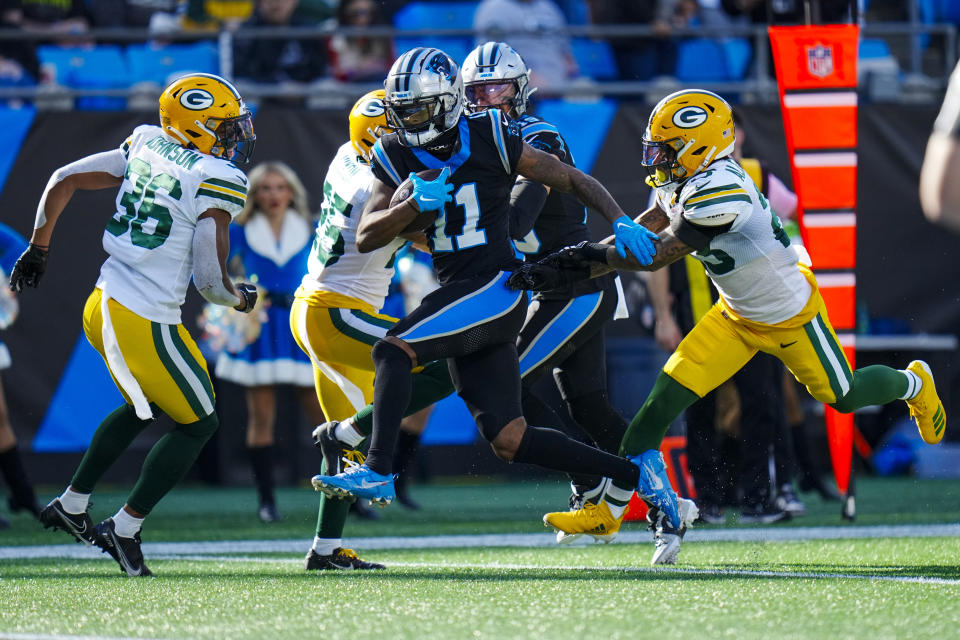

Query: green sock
[[351, 360, 455, 436], [619, 372, 698, 457], [832, 365, 909, 413], [71, 403, 154, 494], [126, 413, 218, 515]]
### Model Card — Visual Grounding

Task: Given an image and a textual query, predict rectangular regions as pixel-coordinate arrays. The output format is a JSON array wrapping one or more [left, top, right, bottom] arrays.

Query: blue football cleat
[[311, 462, 396, 507], [628, 450, 681, 530]]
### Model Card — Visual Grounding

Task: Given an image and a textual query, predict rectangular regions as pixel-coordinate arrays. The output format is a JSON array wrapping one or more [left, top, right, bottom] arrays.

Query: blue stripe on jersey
[[412, 117, 471, 174], [488, 109, 511, 174], [372, 140, 403, 186], [520, 122, 560, 138], [518, 291, 603, 377], [398, 271, 522, 342]]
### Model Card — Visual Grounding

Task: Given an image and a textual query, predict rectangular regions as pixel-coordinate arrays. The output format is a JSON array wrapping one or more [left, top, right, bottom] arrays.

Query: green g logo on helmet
[[672, 106, 708, 129]]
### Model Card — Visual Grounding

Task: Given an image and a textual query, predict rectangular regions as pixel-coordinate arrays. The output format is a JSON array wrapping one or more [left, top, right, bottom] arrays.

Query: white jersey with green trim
[[657, 157, 812, 325], [299, 142, 405, 310], [97, 124, 248, 324]]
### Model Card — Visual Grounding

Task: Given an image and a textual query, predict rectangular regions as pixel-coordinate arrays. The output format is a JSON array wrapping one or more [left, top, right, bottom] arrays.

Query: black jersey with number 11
[[370, 109, 524, 284]]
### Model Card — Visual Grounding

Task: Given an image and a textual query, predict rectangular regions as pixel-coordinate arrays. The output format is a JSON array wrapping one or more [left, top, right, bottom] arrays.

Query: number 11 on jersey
[[432, 182, 486, 252]]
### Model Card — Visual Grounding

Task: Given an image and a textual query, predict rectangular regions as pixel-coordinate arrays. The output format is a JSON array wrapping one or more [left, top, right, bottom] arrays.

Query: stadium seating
[[570, 38, 618, 80], [675, 39, 729, 82], [37, 44, 129, 110], [127, 42, 219, 87], [393, 1, 476, 65]]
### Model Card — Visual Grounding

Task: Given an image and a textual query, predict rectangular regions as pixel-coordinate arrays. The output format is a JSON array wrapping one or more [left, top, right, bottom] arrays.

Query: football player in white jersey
[[290, 90, 454, 570], [9, 73, 258, 577], [511, 89, 946, 565]]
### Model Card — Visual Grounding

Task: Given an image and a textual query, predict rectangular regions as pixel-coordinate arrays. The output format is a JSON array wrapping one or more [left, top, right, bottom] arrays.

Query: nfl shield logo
[[806, 44, 834, 78]]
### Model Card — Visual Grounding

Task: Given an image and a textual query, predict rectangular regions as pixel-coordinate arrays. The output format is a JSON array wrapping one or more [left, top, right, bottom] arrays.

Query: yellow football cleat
[[906, 360, 946, 444], [543, 501, 626, 544]]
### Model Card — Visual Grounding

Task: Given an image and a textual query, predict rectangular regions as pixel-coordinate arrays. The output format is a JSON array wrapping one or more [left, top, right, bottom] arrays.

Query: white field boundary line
[[2, 523, 959, 561], [18, 552, 960, 587]]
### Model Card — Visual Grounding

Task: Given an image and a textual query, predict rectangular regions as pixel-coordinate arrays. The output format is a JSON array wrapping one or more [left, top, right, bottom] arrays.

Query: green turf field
[[1, 476, 959, 639]]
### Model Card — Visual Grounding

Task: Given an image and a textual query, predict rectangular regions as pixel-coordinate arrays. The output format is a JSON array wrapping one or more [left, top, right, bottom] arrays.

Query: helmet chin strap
[[424, 125, 460, 157]]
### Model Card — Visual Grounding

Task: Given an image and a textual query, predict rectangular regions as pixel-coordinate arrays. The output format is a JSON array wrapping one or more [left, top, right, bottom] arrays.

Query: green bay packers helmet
[[158, 73, 256, 163], [642, 89, 735, 187], [349, 89, 392, 162]]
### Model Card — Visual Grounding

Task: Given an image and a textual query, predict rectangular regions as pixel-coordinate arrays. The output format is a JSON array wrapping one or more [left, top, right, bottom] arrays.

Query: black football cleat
[[39, 499, 97, 545], [313, 421, 366, 476], [94, 518, 153, 577], [304, 547, 385, 571]]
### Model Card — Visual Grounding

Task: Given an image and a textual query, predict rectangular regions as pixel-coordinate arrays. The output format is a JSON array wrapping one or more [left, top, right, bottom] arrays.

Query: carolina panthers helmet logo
[[426, 53, 453, 80], [179, 88, 215, 110], [672, 106, 708, 128]]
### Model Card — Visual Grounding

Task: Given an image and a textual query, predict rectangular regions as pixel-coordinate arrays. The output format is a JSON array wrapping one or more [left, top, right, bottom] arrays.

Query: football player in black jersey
[[460, 41, 639, 543], [310, 47, 679, 524]]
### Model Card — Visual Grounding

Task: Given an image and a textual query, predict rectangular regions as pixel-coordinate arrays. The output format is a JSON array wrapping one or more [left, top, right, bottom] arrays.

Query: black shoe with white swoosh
[[94, 518, 153, 577], [304, 547, 385, 571], [39, 499, 97, 546]]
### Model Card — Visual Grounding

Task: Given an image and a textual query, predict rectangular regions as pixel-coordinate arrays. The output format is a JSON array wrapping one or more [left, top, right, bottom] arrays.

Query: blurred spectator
[[13, 0, 88, 32], [328, 0, 393, 82], [586, 0, 696, 81], [233, 0, 327, 86], [722, 0, 852, 24], [88, 0, 177, 27], [0, 1, 40, 85], [179, 0, 254, 31], [474, 0, 577, 90]]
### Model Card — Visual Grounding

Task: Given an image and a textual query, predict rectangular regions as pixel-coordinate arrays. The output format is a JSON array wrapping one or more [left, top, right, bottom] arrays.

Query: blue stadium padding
[[676, 39, 728, 82], [127, 42, 218, 86], [722, 38, 752, 80], [394, 37, 473, 65], [38, 44, 130, 110], [0, 106, 35, 196], [941, 0, 960, 23], [571, 38, 618, 80], [420, 395, 477, 445], [534, 98, 617, 173], [32, 336, 124, 453], [393, 1, 477, 29], [859, 38, 892, 60]]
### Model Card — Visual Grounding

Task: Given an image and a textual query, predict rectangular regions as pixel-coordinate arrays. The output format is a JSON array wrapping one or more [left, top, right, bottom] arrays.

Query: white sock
[[603, 483, 635, 520], [312, 536, 341, 556], [112, 508, 144, 538], [335, 419, 364, 448], [58, 488, 90, 515], [899, 369, 922, 400]]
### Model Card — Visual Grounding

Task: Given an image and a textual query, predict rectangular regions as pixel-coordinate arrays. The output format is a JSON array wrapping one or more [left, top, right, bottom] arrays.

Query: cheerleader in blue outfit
[[0, 222, 40, 526], [214, 162, 325, 522]]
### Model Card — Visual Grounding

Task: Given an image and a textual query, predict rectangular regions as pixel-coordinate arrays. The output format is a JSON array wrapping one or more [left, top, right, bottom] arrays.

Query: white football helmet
[[462, 41, 533, 117], [383, 47, 464, 148]]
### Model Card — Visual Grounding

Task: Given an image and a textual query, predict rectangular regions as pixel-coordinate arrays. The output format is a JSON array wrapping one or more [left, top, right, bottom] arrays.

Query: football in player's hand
[[390, 168, 444, 233]]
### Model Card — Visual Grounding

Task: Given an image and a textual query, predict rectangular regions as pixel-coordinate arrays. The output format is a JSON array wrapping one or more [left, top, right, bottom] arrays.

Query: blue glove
[[409, 166, 453, 212], [612, 215, 659, 266]]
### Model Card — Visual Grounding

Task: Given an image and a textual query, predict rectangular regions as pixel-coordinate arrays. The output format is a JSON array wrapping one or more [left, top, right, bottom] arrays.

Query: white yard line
[[2, 523, 959, 561]]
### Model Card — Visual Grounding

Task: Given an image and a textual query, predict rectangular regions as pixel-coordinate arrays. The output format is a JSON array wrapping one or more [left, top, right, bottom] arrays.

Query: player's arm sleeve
[[34, 149, 127, 231], [0, 222, 28, 275], [509, 178, 548, 240], [489, 109, 525, 174], [370, 139, 403, 188], [192, 215, 242, 307], [195, 165, 249, 220]]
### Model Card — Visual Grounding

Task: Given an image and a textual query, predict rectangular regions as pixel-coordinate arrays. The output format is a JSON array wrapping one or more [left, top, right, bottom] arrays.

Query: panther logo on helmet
[[383, 47, 464, 148]]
